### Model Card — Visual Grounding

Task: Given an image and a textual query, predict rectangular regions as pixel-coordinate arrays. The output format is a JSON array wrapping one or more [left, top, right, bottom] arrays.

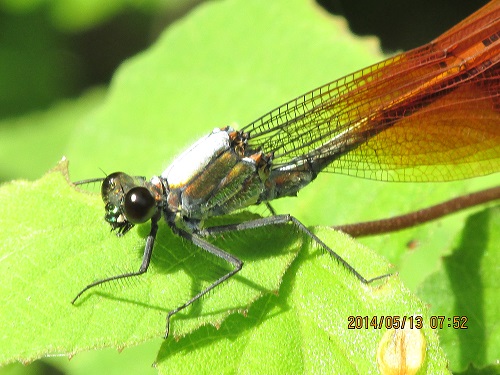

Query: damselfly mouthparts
[[72, 1, 499, 338]]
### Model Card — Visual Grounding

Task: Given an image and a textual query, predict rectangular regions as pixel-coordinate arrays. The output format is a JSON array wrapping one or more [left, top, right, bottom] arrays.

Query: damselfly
[[72, 1, 499, 338]]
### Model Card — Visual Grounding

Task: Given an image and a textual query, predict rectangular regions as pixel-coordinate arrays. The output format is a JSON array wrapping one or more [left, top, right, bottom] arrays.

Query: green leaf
[[0, 161, 448, 374], [418, 207, 500, 373], [157, 227, 451, 374]]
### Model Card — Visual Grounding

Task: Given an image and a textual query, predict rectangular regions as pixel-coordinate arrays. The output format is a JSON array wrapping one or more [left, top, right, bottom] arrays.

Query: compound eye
[[123, 187, 156, 224], [101, 172, 128, 203]]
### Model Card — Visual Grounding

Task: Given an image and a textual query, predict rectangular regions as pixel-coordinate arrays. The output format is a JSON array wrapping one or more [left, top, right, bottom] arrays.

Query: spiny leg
[[201, 214, 391, 284], [165, 229, 243, 338], [71, 211, 161, 304]]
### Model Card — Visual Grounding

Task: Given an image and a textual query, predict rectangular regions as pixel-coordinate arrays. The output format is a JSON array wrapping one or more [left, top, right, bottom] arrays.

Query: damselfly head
[[101, 172, 159, 235]]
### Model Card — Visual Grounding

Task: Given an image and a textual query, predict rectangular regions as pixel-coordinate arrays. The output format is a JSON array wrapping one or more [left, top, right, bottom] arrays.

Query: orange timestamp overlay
[[347, 315, 468, 330]]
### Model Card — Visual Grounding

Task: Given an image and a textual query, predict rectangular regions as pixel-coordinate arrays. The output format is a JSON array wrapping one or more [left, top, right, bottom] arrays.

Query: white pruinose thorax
[[161, 127, 234, 189]]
